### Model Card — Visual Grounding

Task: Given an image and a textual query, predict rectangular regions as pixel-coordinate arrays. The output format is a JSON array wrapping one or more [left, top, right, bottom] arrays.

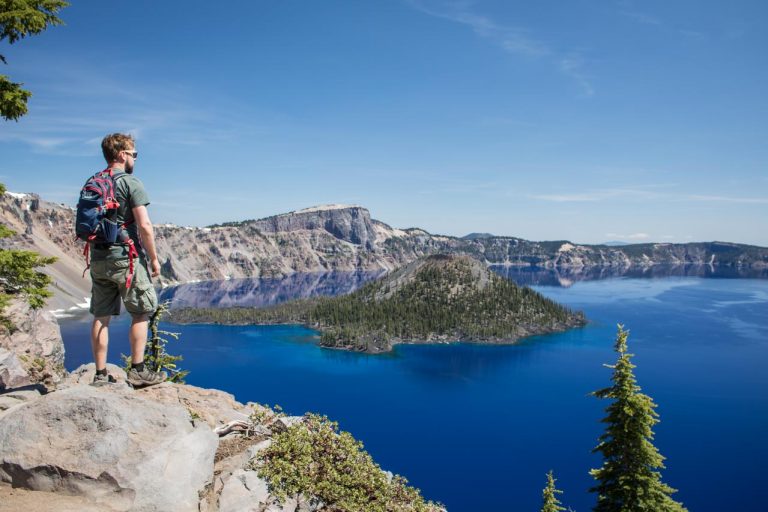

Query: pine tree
[[590, 325, 687, 512], [146, 300, 188, 383], [541, 470, 566, 512], [1, 1, 69, 120]]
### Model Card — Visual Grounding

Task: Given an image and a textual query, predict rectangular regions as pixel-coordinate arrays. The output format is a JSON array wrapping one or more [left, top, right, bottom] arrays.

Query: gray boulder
[[0, 348, 30, 390], [0, 300, 66, 388], [0, 385, 217, 512], [218, 469, 272, 512], [138, 381, 250, 430], [0, 385, 43, 414], [218, 468, 318, 512], [216, 439, 321, 512]]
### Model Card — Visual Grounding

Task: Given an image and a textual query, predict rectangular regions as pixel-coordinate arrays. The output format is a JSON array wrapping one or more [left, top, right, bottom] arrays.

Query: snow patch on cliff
[[4, 191, 29, 199], [372, 222, 408, 242]]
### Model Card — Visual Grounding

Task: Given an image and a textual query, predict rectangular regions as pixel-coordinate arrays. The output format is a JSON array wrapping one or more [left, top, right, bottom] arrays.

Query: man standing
[[88, 133, 165, 387]]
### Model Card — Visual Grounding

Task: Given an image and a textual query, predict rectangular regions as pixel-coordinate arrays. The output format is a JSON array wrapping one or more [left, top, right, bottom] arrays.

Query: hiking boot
[[91, 372, 117, 386], [126, 367, 167, 388]]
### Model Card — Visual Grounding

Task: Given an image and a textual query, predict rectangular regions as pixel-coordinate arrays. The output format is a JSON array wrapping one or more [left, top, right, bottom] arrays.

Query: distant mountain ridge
[[2, 191, 767, 309]]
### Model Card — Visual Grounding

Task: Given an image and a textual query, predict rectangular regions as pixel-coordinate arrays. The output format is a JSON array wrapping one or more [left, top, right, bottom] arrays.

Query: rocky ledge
[[0, 364, 325, 512], [1, 357, 444, 511]]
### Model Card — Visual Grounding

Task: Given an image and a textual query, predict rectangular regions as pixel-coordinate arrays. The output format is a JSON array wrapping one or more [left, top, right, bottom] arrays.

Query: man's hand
[[150, 258, 161, 278]]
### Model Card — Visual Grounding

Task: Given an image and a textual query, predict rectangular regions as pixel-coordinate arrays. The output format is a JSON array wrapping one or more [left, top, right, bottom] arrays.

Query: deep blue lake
[[59, 268, 768, 511]]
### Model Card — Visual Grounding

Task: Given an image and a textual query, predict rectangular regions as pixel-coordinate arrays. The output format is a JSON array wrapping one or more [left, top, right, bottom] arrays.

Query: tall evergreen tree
[[541, 470, 566, 512], [590, 326, 687, 512]]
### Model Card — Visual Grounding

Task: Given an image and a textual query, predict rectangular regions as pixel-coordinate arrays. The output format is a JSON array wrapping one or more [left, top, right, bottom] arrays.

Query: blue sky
[[1, 0, 766, 245]]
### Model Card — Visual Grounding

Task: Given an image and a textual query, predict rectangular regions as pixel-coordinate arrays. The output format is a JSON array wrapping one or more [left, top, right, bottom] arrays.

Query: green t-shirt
[[90, 171, 150, 261]]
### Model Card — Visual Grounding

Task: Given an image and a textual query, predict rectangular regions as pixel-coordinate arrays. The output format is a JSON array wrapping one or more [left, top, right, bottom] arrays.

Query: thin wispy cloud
[[406, 0, 595, 95], [531, 192, 605, 202], [0, 57, 266, 156], [684, 194, 768, 204], [1, 92, 250, 156], [559, 56, 594, 97], [619, 8, 662, 27], [617, 0, 705, 39], [530, 187, 662, 202], [406, 0, 550, 58], [531, 187, 767, 205]]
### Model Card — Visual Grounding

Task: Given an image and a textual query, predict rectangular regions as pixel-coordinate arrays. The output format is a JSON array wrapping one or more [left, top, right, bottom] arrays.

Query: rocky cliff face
[[2, 191, 767, 310], [250, 204, 378, 250], [158, 270, 385, 309], [0, 192, 90, 311], [0, 300, 66, 389]]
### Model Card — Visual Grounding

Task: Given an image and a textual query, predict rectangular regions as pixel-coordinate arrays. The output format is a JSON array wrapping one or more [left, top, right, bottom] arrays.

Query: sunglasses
[[123, 150, 138, 159]]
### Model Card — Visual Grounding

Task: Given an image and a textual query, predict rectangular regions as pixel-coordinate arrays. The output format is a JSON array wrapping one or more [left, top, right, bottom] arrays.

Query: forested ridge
[[169, 255, 586, 352]]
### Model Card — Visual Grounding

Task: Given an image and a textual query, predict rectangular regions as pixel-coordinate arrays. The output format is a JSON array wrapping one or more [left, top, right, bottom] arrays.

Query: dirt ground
[[0, 483, 114, 512]]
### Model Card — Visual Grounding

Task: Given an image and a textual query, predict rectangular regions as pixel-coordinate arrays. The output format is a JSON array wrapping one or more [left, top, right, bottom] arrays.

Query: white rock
[[218, 469, 271, 512], [247, 438, 273, 459], [0, 396, 24, 412], [0, 348, 31, 390], [1, 388, 42, 402]]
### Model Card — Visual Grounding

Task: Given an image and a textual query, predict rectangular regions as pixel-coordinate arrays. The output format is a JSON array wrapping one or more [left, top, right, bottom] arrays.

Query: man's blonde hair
[[101, 133, 135, 163]]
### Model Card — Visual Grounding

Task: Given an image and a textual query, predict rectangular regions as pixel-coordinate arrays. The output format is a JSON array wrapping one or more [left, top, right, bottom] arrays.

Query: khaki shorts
[[89, 257, 158, 317]]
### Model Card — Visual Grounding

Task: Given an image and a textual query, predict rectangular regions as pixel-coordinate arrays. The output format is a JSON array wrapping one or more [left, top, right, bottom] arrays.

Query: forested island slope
[[169, 255, 586, 353]]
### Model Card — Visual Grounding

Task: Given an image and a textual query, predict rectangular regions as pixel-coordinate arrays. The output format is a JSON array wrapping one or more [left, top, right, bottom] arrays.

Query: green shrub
[[252, 413, 441, 512]]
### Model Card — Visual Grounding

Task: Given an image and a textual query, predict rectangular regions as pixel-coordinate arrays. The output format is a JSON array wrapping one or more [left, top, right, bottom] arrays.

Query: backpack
[[75, 168, 127, 244], [76, 168, 139, 288]]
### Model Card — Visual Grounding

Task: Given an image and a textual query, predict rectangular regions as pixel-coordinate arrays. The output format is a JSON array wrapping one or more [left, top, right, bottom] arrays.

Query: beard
[[125, 159, 134, 174]]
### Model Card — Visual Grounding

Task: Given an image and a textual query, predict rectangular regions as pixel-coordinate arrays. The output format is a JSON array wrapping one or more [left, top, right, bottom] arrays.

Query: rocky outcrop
[[1, 377, 332, 512], [213, 439, 319, 512], [251, 205, 377, 250], [0, 300, 66, 388], [138, 382, 251, 431], [3, 190, 767, 311], [0, 384, 218, 512], [0, 349, 31, 391]]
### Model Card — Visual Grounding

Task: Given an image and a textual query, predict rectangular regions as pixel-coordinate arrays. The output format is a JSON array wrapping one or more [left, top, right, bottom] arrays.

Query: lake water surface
[[60, 269, 768, 511]]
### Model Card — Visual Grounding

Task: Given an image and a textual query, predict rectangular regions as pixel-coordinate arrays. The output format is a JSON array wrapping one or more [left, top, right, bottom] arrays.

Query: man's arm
[[132, 205, 160, 278]]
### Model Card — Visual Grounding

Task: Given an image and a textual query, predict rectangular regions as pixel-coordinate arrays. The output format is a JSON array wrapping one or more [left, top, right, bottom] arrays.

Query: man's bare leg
[[91, 316, 111, 370], [129, 313, 149, 364]]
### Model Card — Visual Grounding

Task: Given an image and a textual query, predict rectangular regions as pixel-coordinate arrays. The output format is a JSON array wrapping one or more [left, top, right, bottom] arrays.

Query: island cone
[[171, 254, 586, 353]]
